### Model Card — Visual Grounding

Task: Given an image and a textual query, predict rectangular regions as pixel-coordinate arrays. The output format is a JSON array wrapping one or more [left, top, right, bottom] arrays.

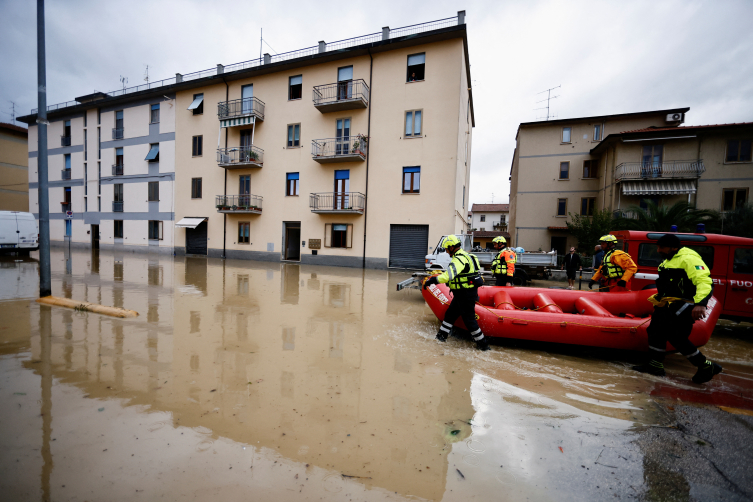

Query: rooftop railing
[[614, 160, 706, 181], [309, 192, 365, 213], [217, 97, 266, 120]]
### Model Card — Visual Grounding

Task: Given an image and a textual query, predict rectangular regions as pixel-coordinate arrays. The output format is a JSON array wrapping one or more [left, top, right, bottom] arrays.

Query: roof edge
[[519, 107, 690, 128]]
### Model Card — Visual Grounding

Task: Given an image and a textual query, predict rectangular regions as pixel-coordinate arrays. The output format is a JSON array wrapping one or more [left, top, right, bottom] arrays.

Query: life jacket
[[656, 247, 713, 305], [601, 249, 626, 279], [492, 248, 516, 276], [448, 250, 482, 290]]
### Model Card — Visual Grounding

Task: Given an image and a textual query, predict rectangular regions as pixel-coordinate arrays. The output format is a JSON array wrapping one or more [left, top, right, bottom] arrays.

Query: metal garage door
[[186, 221, 208, 255], [389, 224, 429, 269]]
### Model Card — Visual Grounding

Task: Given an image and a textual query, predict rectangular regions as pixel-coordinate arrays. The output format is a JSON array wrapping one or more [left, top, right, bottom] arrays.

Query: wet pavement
[[0, 249, 752, 501]]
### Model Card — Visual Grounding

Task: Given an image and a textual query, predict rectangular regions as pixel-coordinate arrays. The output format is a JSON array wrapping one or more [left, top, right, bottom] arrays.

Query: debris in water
[[98, 407, 105, 412], [450, 430, 461, 436], [210, 389, 216, 392], [456, 468, 465, 479], [559, 446, 564, 453], [342, 474, 371, 479]]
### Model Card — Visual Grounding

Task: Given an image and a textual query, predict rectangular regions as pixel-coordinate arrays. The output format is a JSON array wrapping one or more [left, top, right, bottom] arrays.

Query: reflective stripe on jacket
[[437, 249, 481, 289], [491, 248, 516, 277], [592, 249, 637, 283], [656, 247, 713, 306]]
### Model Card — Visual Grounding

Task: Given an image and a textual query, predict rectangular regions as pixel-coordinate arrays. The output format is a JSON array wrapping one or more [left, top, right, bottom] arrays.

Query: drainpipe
[[361, 49, 374, 269], [222, 78, 229, 259]]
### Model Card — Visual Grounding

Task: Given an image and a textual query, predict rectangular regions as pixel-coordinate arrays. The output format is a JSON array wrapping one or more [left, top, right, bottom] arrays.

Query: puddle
[[0, 249, 751, 501]]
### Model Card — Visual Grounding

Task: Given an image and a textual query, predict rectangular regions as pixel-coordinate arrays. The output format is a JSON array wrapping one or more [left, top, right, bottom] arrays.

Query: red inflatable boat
[[422, 282, 722, 351]]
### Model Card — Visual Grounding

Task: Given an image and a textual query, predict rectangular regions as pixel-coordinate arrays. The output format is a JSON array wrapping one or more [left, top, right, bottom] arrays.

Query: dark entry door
[[550, 236, 567, 257], [284, 223, 301, 261], [91, 224, 99, 250], [389, 224, 429, 269], [186, 221, 208, 255]]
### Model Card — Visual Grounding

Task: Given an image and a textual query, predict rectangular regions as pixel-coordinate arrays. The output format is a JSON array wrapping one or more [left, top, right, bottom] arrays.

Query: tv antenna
[[4, 101, 18, 124], [534, 85, 561, 120], [144, 65, 150, 84], [120, 75, 128, 91], [491, 192, 495, 203]]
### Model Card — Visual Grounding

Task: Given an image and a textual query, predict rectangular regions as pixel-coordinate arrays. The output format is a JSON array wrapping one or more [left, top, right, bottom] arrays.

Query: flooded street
[[1, 249, 752, 501]]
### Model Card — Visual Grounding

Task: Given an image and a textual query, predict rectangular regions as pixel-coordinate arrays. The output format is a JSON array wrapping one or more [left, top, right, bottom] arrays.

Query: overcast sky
[[2, 0, 752, 206]]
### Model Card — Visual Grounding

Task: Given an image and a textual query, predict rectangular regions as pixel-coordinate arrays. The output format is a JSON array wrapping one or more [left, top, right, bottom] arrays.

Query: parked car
[[0, 211, 39, 253]]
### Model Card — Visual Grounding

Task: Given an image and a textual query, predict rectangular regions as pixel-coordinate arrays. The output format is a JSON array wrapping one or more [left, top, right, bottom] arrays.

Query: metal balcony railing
[[614, 160, 705, 181], [313, 79, 370, 111], [217, 145, 264, 168], [113, 201, 124, 212], [61, 169, 71, 180], [311, 136, 367, 162], [61, 135, 71, 147], [215, 194, 263, 213], [309, 192, 365, 213], [61, 202, 71, 213], [112, 128, 124, 140], [112, 164, 124, 176], [217, 97, 265, 121]]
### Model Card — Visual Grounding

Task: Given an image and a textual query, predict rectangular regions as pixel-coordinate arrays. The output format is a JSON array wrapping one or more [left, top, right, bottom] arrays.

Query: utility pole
[[37, 0, 51, 297]]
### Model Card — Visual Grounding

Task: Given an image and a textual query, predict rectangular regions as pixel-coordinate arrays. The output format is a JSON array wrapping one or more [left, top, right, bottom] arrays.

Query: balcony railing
[[113, 201, 124, 213], [61, 202, 71, 213], [112, 164, 124, 176], [217, 97, 265, 122], [61, 169, 71, 180], [313, 79, 370, 113], [61, 135, 71, 147], [311, 136, 367, 163], [615, 160, 705, 181], [215, 194, 263, 214], [217, 145, 264, 168], [112, 128, 124, 140], [309, 192, 365, 214]]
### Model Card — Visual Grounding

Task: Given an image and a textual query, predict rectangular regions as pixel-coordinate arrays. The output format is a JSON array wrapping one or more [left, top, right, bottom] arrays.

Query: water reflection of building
[[27, 251, 474, 500]]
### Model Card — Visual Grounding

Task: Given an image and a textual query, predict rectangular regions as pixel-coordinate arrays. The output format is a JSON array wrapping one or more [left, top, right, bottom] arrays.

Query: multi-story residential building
[[19, 12, 473, 269], [469, 203, 508, 232], [0, 122, 29, 211]]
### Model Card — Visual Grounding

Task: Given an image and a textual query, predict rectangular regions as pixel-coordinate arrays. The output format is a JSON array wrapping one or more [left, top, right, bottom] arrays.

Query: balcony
[[61, 135, 71, 147], [311, 136, 367, 163], [312, 79, 369, 113], [614, 160, 705, 181], [217, 145, 264, 168], [61, 169, 71, 180], [217, 97, 265, 127], [61, 202, 71, 213], [215, 194, 263, 214], [113, 202, 124, 213], [112, 164, 124, 176], [309, 192, 365, 214], [112, 128, 124, 140]]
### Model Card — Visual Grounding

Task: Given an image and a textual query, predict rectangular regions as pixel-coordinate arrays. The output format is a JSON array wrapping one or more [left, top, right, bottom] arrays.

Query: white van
[[0, 211, 39, 253]]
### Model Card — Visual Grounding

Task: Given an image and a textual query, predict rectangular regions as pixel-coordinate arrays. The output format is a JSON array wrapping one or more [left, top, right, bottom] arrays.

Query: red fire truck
[[611, 230, 753, 322]]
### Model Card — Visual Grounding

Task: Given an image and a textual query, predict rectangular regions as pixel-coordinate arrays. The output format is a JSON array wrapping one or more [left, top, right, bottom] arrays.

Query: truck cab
[[613, 230, 753, 322]]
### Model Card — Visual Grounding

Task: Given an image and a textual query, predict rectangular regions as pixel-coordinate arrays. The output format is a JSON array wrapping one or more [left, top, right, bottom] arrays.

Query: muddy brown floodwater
[[0, 249, 751, 501]]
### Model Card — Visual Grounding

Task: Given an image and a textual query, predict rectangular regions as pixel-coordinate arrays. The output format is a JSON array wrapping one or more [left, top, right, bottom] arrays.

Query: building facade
[[20, 13, 473, 269], [469, 203, 508, 232], [0, 123, 29, 211]]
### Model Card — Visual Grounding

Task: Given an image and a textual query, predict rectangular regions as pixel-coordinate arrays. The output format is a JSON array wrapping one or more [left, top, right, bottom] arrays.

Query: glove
[[617, 280, 627, 288], [423, 276, 439, 290], [588, 280, 596, 290]]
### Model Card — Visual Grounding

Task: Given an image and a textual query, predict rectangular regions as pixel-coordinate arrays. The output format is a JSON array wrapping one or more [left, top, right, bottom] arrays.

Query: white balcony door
[[334, 170, 349, 209], [242, 84, 254, 115], [337, 66, 353, 101], [642, 145, 663, 178], [336, 119, 350, 155]]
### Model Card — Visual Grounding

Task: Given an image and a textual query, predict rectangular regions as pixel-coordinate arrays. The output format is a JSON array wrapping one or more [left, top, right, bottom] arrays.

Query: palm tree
[[613, 201, 719, 232], [719, 203, 753, 238]]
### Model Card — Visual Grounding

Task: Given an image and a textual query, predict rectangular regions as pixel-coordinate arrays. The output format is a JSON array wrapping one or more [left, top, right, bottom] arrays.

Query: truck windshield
[[637, 243, 715, 269]]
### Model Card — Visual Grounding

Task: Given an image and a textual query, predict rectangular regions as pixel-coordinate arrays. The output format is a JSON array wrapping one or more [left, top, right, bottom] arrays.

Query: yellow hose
[[36, 296, 139, 318]]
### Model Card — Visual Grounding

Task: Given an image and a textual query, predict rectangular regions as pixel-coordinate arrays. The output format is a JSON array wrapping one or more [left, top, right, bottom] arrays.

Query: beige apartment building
[[0, 122, 29, 211], [509, 108, 753, 254], [20, 13, 473, 268]]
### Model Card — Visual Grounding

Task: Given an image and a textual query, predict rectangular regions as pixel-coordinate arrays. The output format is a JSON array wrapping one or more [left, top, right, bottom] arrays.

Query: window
[[287, 124, 300, 147], [64, 187, 72, 205], [286, 173, 299, 196], [593, 124, 601, 141], [583, 159, 598, 178], [402, 166, 420, 193], [733, 248, 753, 274], [145, 143, 159, 162], [97, 162, 101, 194], [336, 118, 350, 154], [150, 104, 160, 123], [289, 75, 302, 100], [463, 186, 465, 208], [559, 161, 570, 179], [115, 147, 123, 166], [148, 220, 163, 240], [407, 53, 425, 81], [241, 85, 254, 114], [113, 183, 123, 202], [337, 66, 353, 100], [64, 154, 71, 170], [63, 120, 71, 138], [84, 130, 87, 160], [114, 220, 123, 238], [325, 223, 353, 248], [726, 139, 752, 163], [639, 197, 660, 211], [723, 188, 748, 211], [84, 163, 87, 195], [562, 127, 571, 143], [97, 127, 101, 159], [148, 181, 159, 201], [191, 178, 202, 199], [239, 175, 250, 195], [192, 135, 203, 156], [97, 109, 101, 125], [557, 198, 567, 216], [405, 110, 422, 137], [115, 110, 124, 138], [84, 197, 87, 212], [84, 113, 87, 127], [188, 93, 204, 115], [98, 197, 101, 211], [638, 243, 714, 269], [480, 215, 486, 222], [238, 222, 250, 244], [581, 197, 596, 216]]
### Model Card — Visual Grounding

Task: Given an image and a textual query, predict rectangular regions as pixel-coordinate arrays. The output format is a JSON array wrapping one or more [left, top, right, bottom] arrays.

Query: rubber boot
[[436, 331, 448, 342], [692, 360, 722, 384], [632, 360, 666, 377], [476, 337, 490, 351]]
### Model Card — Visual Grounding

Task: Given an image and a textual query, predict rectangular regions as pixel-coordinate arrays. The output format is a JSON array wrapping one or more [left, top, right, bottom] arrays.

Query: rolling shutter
[[389, 224, 429, 269]]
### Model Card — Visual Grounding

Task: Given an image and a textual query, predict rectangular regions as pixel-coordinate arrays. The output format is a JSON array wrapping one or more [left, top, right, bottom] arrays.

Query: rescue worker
[[423, 235, 490, 351], [588, 235, 637, 291], [632, 233, 722, 384], [490, 236, 516, 286]]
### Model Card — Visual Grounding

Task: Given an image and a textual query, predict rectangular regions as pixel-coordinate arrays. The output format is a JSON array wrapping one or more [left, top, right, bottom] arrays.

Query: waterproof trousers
[[439, 289, 485, 342], [646, 305, 706, 366], [494, 275, 510, 286]]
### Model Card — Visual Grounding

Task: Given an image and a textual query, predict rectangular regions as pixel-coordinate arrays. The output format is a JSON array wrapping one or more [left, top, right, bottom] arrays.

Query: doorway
[[186, 220, 208, 255], [91, 224, 99, 250], [283, 222, 301, 261], [550, 236, 567, 256]]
